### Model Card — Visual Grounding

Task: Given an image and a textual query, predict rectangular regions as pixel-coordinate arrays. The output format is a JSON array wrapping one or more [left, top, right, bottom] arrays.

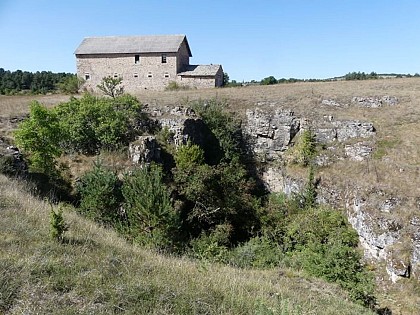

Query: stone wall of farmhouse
[[177, 76, 216, 89], [77, 53, 180, 92], [177, 67, 223, 89]]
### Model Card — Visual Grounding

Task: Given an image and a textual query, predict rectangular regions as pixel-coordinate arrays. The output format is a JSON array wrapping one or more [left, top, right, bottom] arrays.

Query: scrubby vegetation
[[6, 91, 379, 311], [165, 81, 191, 91]]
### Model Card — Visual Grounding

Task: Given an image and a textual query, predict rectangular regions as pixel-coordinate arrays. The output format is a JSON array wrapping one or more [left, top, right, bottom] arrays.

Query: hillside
[[0, 174, 372, 314], [1, 78, 420, 313]]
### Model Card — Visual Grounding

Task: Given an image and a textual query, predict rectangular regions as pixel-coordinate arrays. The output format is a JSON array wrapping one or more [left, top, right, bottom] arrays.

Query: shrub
[[174, 158, 259, 243], [14, 101, 62, 174], [289, 129, 317, 166], [122, 164, 176, 249], [302, 165, 317, 209], [174, 141, 205, 170], [191, 99, 243, 163], [229, 236, 283, 268], [260, 76, 277, 85], [49, 205, 68, 242], [283, 206, 376, 307], [189, 223, 231, 262], [165, 81, 190, 91], [53, 93, 142, 154], [76, 161, 122, 225]]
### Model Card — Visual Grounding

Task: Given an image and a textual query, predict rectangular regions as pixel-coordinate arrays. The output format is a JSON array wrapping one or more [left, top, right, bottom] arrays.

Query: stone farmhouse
[[74, 34, 224, 92]]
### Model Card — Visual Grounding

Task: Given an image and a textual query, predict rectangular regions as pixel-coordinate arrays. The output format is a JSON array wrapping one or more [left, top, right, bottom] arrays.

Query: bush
[[122, 164, 176, 249], [14, 101, 62, 174], [191, 99, 243, 163], [260, 76, 277, 85], [288, 129, 317, 166], [283, 206, 376, 307], [76, 161, 122, 225], [165, 81, 190, 91], [54, 93, 142, 154], [229, 236, 283, 268], [189, 223, 231, 262], [49, 205, 68, 242], [174, 141, 205, 170]]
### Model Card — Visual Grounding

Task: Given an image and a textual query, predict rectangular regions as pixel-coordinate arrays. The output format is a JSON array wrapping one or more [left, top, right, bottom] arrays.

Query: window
[[161, 54, 167, 63], [84, 73, 90, 80], [133, 73, 138, 78], [164, 72, 170, 78], [135, 55, 140, 64], [147, 72, 153, 78]]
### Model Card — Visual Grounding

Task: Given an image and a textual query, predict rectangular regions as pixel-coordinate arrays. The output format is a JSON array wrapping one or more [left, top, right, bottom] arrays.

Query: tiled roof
[[75, 34, 192, 56], [177, 64, 222, 77]]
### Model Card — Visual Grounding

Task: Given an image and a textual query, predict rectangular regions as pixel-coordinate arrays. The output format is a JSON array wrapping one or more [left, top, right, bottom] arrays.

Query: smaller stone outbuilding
[[74, 34, 223, 92]]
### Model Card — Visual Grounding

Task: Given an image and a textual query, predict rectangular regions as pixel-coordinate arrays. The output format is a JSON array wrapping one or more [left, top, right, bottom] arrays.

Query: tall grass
[[0, 174, 373, 314]]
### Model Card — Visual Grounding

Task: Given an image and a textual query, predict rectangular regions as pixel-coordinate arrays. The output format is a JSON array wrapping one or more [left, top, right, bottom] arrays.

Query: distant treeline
[[344, 71, 420, 80], [0, 68, 76, 95], [225, 71, 420, 87]]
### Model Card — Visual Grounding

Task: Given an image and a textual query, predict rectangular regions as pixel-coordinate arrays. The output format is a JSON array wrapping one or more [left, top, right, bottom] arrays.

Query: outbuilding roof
[[75, 34, 192, 56], [177, 64, 222, 77]]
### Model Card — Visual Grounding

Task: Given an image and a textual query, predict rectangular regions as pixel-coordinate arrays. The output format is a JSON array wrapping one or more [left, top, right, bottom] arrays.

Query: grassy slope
[[0, 174, 373, 315]]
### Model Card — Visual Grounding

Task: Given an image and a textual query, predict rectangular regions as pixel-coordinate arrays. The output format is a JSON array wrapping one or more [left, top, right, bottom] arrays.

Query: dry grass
[[0, 174, 373, 314], [0, 94, 71, 117]]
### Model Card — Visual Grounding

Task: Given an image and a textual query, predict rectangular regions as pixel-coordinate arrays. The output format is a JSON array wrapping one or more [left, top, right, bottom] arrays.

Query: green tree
[[97, 76, 124, 98], [50, 205, 68, 242], [302, 165, 317, 209], [77, 161, 122, 225], [191, 99, 243, 164], [122, 164, 176, 248], [53, 93, 142, 154], [174, 141, 205, 170], [14, 101, 62, 174], [222, 72, 229, 86], [58, 75, 84, 94], [260, 76, 277, 85], [290, 129, 317, 167]]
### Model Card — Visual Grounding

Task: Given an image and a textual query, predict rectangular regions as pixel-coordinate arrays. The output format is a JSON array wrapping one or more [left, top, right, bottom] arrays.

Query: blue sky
[[1, 0, 419, 81]]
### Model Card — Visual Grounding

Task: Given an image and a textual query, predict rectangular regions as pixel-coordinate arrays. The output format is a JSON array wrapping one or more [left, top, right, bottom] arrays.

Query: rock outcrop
[[129, 136, 161, 164], [352, 96, 399, 108], [245, 108, 300, 160]]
